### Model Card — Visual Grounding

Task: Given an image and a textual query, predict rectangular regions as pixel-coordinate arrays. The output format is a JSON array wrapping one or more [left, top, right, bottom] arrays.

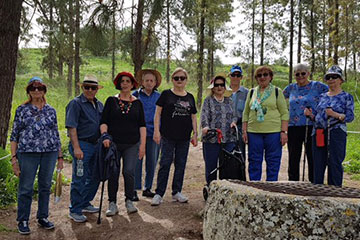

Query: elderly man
[[66, 75, 104, 222], [229, 65, 248, 161], [133, 69, 162, 200]]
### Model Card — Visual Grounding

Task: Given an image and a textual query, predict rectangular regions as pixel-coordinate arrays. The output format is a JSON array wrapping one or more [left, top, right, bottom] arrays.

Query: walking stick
[[302, 117, 309, 181]]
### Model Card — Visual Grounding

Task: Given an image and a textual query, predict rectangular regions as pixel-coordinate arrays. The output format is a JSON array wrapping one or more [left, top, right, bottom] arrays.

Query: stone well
[[203, 180, 360, 240]]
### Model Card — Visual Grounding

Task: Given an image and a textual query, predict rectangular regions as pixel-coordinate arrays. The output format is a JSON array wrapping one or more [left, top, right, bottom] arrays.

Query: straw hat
[[79, 74, 104, 89], [135, 69, 162, 88], [206, 73, 233, 97]]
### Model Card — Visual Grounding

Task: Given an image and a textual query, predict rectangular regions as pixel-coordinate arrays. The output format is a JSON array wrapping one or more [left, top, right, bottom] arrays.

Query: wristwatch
[[281, 130, 288, 134]]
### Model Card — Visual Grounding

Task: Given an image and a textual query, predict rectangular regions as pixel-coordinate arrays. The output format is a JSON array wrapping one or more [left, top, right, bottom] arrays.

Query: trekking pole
[[302, 117, 309, 181], [326, 108, 331, 164]]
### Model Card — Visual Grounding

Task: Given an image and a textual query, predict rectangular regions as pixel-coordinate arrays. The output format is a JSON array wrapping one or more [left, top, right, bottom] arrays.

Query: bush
[[0, 149, 18, 207], [343, 134, 360, 174]]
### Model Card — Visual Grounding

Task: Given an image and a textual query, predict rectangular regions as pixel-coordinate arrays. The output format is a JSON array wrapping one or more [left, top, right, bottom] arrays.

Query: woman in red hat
[[100, 72, 146, 216]]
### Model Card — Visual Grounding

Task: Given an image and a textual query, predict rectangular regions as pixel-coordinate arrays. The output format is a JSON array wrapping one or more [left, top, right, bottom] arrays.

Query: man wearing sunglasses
[[229, 65, 248, 161], [65, 75, 104, 222]]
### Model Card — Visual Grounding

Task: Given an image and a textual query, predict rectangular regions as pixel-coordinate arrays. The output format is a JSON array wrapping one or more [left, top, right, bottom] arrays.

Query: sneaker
[[125, 199, 138, 214], [172, 192, 188, 203], [37, 218, 55, 230], [69, 212, 87, 223], [82, 205, 99, 213], [132, 191, 139, 202], [142, 189, 156, 198], [106, 202, 119, 217], [18, 221, 30, 235], [151, 194, 163, 206]]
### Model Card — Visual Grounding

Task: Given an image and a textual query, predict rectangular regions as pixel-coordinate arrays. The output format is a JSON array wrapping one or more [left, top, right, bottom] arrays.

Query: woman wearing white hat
[[200, 74, 237, 185]]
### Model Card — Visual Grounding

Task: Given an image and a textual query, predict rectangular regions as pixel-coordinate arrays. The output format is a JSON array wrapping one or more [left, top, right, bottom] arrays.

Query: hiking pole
[[302, 117, 309, 181], [326, 108, 331, 165], [97, 180, 105, 224]]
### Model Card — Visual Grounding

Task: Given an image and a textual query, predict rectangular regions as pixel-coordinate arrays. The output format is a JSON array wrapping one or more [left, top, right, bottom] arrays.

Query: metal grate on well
[[228, 180, 360, 198]]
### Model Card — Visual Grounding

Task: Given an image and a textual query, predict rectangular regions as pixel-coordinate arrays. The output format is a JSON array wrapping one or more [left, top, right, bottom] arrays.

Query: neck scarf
[[250, 84, 274, 122]]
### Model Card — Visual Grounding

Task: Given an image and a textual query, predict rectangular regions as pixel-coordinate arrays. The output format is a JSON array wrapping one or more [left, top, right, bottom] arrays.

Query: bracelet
[[11, 161, 18, 165], [58, 156, 64, 160], [281, 131, 288, 134], [11, 154, 17, 159]]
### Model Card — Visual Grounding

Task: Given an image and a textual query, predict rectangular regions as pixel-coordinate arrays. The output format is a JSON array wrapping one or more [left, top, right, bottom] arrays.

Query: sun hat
[[113, 71, 138, 90], [229, 65, 243, 74], [324, 65, 344, 81], [26, 76, 47, 93], [79, 74, 104, 89], [206, 74, 233, 97], [135, 69, 162, 88]]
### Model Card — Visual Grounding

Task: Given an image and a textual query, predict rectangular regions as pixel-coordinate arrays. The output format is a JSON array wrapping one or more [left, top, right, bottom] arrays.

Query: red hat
[[113, 72, 138, 90]]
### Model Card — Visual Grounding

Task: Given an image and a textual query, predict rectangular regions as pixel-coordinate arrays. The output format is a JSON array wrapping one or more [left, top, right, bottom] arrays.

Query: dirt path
[[1, 145, 359, 240]]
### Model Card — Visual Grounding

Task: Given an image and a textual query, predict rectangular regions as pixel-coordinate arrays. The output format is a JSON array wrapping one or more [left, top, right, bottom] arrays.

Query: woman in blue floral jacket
[[305, 66, 354, 187], [10, 77, 63, 235]]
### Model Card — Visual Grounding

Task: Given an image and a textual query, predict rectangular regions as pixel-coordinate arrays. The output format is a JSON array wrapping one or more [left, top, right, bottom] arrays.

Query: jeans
[[202, 142, 235, 184], [312, 128, 346, 186], [69, 141, 99, 214], [17, 151, 58, 222], [108, 142, 139, 202], [155, 137, 190, 197], [135, 137, 160, 190], [287, 126, 314, 182], [248, 132, 282, 181]]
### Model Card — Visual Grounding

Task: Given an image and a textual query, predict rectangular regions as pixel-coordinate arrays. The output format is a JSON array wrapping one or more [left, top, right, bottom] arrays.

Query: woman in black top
[[151, 67, 198, 206], [100, 71, 146, 215]]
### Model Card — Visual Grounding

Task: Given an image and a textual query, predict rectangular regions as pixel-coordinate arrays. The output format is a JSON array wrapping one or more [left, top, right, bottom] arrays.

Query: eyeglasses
[[28, 86, 46, 92], [325, 75, 339, 81], [173, 76, 187, 81], [230, 73, 242, 78], [83, 85, 98, 91], [256, 73, 270, 78], [295, 72, 307, 77], [214, 83, 225, 88]]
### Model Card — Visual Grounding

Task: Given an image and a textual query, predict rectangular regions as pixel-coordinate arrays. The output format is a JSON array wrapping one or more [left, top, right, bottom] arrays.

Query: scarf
[[250, 84, 274, 122]]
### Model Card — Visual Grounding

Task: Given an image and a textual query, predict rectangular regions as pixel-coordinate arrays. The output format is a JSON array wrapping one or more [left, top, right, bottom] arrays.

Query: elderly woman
[[201, 74, 237, 185], [283, 63, 328, 182], [242, 66, 289, 181], [133, 69, 162, 200], [10, 77, 63, 235], [305, 66, 354, 186], [100, 72, 146, 215], [151, 67, 197, 206]]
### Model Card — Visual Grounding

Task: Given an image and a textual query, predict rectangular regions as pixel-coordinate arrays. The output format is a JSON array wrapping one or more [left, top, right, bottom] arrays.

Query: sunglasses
[[83, 85, 98, 91], [295, 72, 307, 77], [173, 76, 187, 81], [256, 73, 270, 78], [230, 73, 242, 78], [214, 83, 225, 88], [28, 86, 46, 92], [325, 75, 339, 81]]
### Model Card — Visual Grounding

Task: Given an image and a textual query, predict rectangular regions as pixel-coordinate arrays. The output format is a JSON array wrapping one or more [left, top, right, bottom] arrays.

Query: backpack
[[250, 87, 279, 99]]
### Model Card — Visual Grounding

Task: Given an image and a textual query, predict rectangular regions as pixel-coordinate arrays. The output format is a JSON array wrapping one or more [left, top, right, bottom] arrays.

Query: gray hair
[[293, 63, 309, 73]]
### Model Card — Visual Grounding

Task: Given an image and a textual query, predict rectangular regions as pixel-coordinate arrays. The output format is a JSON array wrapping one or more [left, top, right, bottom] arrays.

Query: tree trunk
[[344, 2, 349, 80], [289, 0, 294, 84], [322, 0, 327, 74], [166, 0, 170, 83], [260, 0, 265, 65], [327, 0, 333, 63], [133, 0, 144, 74], [111, 0, 116, 81], [197, 0, 205, 110], [49, 0, 54, 80], [67, 0, 74, 98], [297, 0, 302, 64], [74, 0, 80, 96], [310, 1, 315, 80], [0, 0, 23, 148], [333, 0, 339, 65], [251, 0, 256, 87]]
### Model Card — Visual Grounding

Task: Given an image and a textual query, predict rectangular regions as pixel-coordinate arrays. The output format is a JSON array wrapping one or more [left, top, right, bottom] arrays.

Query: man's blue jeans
[[202, 142, 235, 185], [69, 141, 99, 214], [17, 151, 58, 222], [135, 137, 160, 191], [155, 137, 190, 197], [248, 132, 282, 181]]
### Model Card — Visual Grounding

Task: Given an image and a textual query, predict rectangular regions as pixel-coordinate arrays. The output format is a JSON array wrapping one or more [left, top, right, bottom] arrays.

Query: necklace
[[118, 96, 133, 114], [214, 95, 224, 103]]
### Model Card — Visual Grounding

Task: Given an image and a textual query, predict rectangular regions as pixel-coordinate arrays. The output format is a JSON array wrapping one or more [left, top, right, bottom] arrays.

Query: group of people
[[10, 63, 354, 235]]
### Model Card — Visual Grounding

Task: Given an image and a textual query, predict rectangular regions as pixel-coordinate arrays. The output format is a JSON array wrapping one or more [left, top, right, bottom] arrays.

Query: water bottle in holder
[[77, 159, 84, 177]]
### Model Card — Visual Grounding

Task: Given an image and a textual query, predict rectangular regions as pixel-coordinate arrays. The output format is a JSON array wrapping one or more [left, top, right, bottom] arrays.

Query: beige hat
[[79, 74, 104, 89], [135, 69, 162, 89], [206, 73, 233, 97]]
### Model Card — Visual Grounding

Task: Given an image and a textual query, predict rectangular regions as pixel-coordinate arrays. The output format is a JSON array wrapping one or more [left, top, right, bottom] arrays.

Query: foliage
[[0, 149, 18, 207]]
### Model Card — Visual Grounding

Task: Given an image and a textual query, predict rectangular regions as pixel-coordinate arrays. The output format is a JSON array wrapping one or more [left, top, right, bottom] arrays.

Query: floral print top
[[10, 103, 61, 152], [200, 96, 237, 143], [312, 91, 354, 133], [283, 81, 328, 126]]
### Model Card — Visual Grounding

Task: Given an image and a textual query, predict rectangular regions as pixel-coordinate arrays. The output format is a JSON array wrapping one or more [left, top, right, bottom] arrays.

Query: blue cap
[[325, 65, 344, 81], [230, 65, 243, 74], [28, 76, 43, 84]]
